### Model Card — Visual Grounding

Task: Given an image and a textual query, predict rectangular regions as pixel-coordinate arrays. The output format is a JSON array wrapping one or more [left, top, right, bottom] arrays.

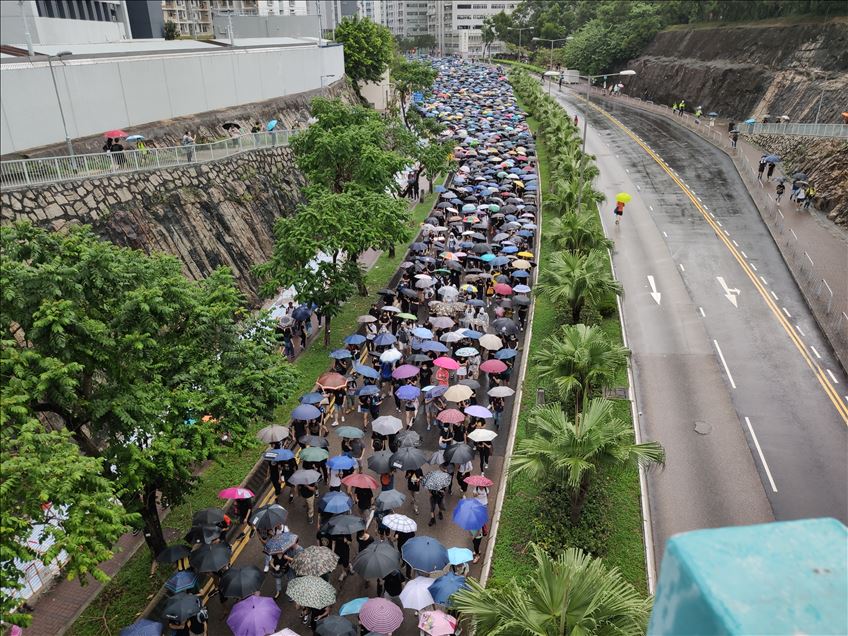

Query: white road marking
[[699, 306, 706, 317], [716, 220, 723, 227], [662, 231, 668, 238], [745, 417, 778, 493], [732, 240, 739, 247], [796, 324, 806, 336], [724, 229, 731, 236], [697, 196, 702, 202], [625, 168, 630, 173], [703, 205, 709, 210], [750, 263, 758, 271], [770, 291, 779, 300], [679, 263, 685, 272], [740, 250, 748, 258], [714, 340, 737, 389], [716, 276, 741, 308], [649, 205, 654, 211], [647, 275, 662, 305], [790, 228, 798, 240], [810, 346, 822, 359], [760, 276, 768, 286], [805, 253, 815, 267], [636, 184, 641, 191], [778, 209, 784, 219], [827, 369, 839, 384], [782, 307, 792, 317]]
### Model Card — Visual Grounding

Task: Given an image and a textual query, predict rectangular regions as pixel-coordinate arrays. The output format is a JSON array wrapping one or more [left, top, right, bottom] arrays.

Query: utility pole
[[47, 51, 75, 157], [19, 0, 34, 56]]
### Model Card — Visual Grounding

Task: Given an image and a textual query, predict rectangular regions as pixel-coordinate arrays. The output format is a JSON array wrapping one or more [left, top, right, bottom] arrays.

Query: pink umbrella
[[218, 487, 254, 500], [419, 609, 458, 636], [464, 474, 494, 487], [493, 283, 513, 296], [342, 473, 379, 489], [392, 364, 420, 380], [479, 359, 508, 374], [437, 408, 465, 424], [433, 357, 460, 370], [359, 597, 404, 633]]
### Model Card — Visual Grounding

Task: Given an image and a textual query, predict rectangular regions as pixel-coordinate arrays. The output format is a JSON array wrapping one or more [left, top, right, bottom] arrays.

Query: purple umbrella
[[226, 595, 281, 636], [396, 385, 422, 400], [465, 405, 493, 419], [392, 364, 420, 380]]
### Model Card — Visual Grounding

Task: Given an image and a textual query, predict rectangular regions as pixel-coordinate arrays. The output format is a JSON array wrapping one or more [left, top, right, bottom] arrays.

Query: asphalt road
[[551, 86, 848, 571]]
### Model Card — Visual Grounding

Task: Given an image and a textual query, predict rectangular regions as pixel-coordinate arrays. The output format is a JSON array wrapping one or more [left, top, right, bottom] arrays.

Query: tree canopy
[[391, 57, 438, 129], [1, 222, 300, 591], [334, 16, 394, 98]]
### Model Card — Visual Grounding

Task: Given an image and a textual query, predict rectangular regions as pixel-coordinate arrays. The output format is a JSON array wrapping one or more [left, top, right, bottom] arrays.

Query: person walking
[[181, 131, 195, 162], [298, 481, 317, 525], [428, 485, 446, 527], [795, 186, 807, 209], [804, 185, 815, 210], [406, 467, 422, 515], [730, 130, 739, 149], [470, 526, 485, 564], [766, 161, 776, 181], [775, 181, 785, 202], [757, 155, 767, 181], [613, 200, 625, 225]]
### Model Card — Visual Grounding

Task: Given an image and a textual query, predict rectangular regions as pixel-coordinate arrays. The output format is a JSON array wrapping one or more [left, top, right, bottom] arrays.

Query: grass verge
[[67, 189, 442, 636], [488, 100, 647, 592], [492, 58, 546, 74]]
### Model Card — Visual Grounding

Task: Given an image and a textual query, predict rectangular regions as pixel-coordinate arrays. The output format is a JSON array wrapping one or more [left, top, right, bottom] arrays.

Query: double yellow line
[[587, 101, 848, 425]]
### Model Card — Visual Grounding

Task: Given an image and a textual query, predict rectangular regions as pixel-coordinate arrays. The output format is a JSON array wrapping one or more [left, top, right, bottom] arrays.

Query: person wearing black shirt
[[354, 486, 373, 516], [429, 486, 446, 526], [377, 569, 405, 599], [292, 419, 307, 449], [334, 535, 353, 581], [406, 468, 423, 515], [268, 460, 282, 497], [298, 482, 316, 523]]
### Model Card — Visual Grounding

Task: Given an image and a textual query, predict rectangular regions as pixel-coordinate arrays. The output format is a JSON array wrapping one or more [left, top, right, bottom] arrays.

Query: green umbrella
[[335, 426, 365, 439], [287, 575, 337, 609], [300, 447, 330, 462], [397, 313, 417, 321], [291, 545, 339, 576]]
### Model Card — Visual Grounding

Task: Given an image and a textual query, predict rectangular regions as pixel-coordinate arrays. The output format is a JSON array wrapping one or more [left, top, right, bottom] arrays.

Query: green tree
[[415, 140, 456, 194], [480, 18, 497, 60], [163, 20, 179, 40], [513, 400, 664, 522], [334, 16, 394, 100], [538, 250, 621, 324], [532, 323, 628, 414], [453, 543, 652, 635], [1, 223, 300, 558], [391, 57, 437, 129], [548, 213, 613, 254]]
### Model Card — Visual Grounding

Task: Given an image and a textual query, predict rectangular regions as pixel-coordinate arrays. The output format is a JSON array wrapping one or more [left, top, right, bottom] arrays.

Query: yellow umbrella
[[517, 251, 534, 258], [615, 192, 633, 203]]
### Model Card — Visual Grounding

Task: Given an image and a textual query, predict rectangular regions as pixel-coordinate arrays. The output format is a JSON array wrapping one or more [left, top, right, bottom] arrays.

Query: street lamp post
[[46, 51, 75, 157], [506, 26, 532, 63], [575, 69, 636, 213], [531, 36, 571, 69]]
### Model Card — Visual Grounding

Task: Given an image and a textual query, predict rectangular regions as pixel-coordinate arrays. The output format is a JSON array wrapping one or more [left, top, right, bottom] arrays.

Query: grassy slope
[[67, 190, 441, 636], [492, 59, 546, 74], [488, 98, 647, 592]]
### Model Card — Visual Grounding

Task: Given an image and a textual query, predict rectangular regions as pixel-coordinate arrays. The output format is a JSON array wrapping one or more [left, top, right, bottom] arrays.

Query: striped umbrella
[[381, 513, 417, 533], [359, 598, 404, 634]]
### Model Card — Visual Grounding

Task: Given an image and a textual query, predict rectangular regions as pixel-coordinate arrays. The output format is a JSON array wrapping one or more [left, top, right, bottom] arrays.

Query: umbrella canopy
[[157, 544, 191, 564], [488, 385, 515, 398], [327, 454, 357, 471], [429, 572, 469, 606], [315, 616, 357, 636], [353, 362, 380, 379], [390, 446, 428, 470], [342, 473, 379, 489], [480, 359, 508, 374], [367, 449, 395, 473], [266, 119, 278, 131], [335, 425, 365, 439], [357, 314, 377, 323], [402, 536, 450, 572], [447, 546, 475, 565], [292, 545, 339, 576], [103, 129, 128, 138], [344, 333, 366, 345], [220, 566, 264, 599], [119, 619, 163, 636], [322, 514, 366, 536], [372, 415, 403, 435], [352, 540, 401, 578], [287, 575, 337, 609], [400, 576, 436, 611], [162, 593, 202, 623], [300, 447, 330, 462], [465, 405, 493, 419], [467, 428, 498, 442], [192, 507, 224, 526], [397, 428, 423, 448], [419, 609, 458, 635], [256, 424, 289, 443], [437, 408, 465, 424], [189, 543, 231, 573], [383, 513, 417, 533], [291, 403, 321, 421], [339, 597, 369, 616], [317, 371, 347, 391], [299, 434, 329, 448], [263, 448, 294, 462], [250, 503, 288, 530], [227, 595, 281, 636], [164, 570, 198, 594], [379, 347, 403, 362], [392, 364, 420, 380], [444, 384, 474, 402], [300, 391, 326, 404], [359, 598, 404, 634], [288, 469, 321, 485], [423, 470, 452, 491], [319, 490, 353, 513], [444, 442, 475, 465], [330, 348, 352, 360], [375, 488, 407, 511], [264, 532, 298, 555], [452, 498, 488, 531], [478, 334, 503, 350], [374, 332, 397, 347]]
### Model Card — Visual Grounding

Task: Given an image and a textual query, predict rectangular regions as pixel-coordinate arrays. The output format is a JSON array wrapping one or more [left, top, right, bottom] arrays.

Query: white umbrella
[[488, 386, 515, 398], [400, 576, 436, 611], [444, 384, 474, 402], [468, 429, 498, 442], [372, 415, 403, 435], [440, 331, 464, 343], [437, 285, 459, 298], [380, 348, 403, 363], [382, 513, 417, 533], [479, 334, 503, 350]]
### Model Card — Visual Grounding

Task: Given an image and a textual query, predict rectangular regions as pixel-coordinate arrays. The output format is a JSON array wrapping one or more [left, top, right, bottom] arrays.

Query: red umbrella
[[218, 487, 254, 500], [317, 371, 347, 390], [392, 364, 420, 380], [464, 474, 494, 487], [480, 359, 508, 374], [433, 357, 460, 370], [342, 473, 379, 489], [103, 129, 128, 138], [437, 408, 465, 424], [493, 283, 513, 296]]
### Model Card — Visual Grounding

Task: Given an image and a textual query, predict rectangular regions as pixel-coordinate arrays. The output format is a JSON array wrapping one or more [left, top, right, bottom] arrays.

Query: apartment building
[[161, 0, 285, 35], [0, 0, 132, 44], [383, 0, 429, 38], [430, 0, 518, 57]]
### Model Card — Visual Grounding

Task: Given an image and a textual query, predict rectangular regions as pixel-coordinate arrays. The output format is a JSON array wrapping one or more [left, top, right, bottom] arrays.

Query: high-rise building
[[161, 1, 294, 35], [429, 0, 518, 58], [383, 0, 428, 38]]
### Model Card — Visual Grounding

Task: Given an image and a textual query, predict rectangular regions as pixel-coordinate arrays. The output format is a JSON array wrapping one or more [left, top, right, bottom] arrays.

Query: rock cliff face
[[1, 146, 304, 305], [626, 18, 848, 123]]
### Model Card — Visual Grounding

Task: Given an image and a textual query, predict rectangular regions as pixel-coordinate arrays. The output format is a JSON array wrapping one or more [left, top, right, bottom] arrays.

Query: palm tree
[[548, 213, 613, 254], [538, 250, 621, 324], [543, 176, 603, 217], [452, 543, 652, 635], [532, 323, 628, 414], [512, 400, 664, 522]]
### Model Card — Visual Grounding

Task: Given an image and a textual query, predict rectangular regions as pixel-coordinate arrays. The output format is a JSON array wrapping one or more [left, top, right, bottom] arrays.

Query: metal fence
[[0, 130, 293, 190], [743, 121, 848, 138]]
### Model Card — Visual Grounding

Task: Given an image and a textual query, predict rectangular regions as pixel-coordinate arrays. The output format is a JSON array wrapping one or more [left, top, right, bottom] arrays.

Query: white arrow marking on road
[[716, 276, 741, 308], [647, 275, 662, 305]]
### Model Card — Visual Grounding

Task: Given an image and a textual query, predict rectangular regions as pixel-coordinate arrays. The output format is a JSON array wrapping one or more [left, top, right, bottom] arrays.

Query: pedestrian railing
[[741, 122, 847, 138], [0, 130, 293, 190]]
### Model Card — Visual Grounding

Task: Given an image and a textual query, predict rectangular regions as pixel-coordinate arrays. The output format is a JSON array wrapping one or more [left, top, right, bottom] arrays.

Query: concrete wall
[[0, 1, 128, 45], [0, 43, 345, 155], [212, 14, 320, 39], [360, 69, 390, 111]]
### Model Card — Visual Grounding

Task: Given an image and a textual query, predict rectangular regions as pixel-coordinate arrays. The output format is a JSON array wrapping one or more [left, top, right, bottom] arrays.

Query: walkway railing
[[0, 130, 293, 190], [742, 121, 847, 138]]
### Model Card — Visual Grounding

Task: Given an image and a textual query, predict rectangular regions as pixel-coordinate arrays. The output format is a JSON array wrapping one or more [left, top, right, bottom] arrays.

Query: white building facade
[[383, 0, 429, 38], [1, 0, 131, 46], [429, 0, 517, 58]]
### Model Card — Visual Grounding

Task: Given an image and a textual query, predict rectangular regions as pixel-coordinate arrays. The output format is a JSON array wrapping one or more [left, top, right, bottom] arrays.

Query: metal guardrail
[[742, 122, 848, 138], [0, 130, 293, 190]]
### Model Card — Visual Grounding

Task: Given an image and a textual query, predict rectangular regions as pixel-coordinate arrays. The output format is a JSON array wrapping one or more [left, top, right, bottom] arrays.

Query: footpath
[[559, 84, 848, 373]]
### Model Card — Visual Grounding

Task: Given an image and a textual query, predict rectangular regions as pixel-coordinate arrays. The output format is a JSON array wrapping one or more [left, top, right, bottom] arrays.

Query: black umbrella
[[157, 544, 191, 563], [444, 442, 475, 465], [220, 566, 264, 599], [162, 593, 202, 623], [367, 450, 395, 473], [192, 508, 224, 526], [792, 172, 808, 181], [315, 616, 357, 636], [513, 295, 531, 306], [222, 122, 240, 130], [189, 543, 231, 573], [401, 288, 419, 299], [378, 288, 396, 296], [352, 540, 401, 579], [298, 434, 329, 448], [183, 525, 220, 545], [250, 503, 288, 530], [458, 378, 481, 390], [492, 317, 519, 336], [390, 446, 428, 470], [321, 514, 366, 536], [472, 243, 492, 254], [375, 489, 406, 511], [396, 429, 422, 448]]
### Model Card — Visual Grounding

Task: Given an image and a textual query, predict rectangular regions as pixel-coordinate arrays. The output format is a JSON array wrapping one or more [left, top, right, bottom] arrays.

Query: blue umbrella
[[319, 490, 353, 513], [494, 348, 518, 360], [764, 154, 780, 163], [165, 570, 198, 594], [300, 392, 325, 404], [424, 385, 447, 399], [480, 253, 495, 262], [344, 334, 366, 345], [452, 498, 488, 531], [462, 329, 482, 340], [373, 333, 397, 347], [356, 384, 380, 396], [327, 455, 357, 471], [462, 204, 476, 212], [491, 256, 511, 266], [291, 404, 321, 420], [354, 362, 380, 379], [512, 270, 530, 278], [119, 619, 163, 636], [339, 596, 369, 615], [412, 327, 434, 339], [744, 118, 757, 124], [263, 448, 294, 462], [429, 572, 469, 605], [125, 134, 145, 142], [447, 547, 474, 566], [421, 340, 448, 352], [267, 119, 278, 131], [455, 347, 478, 357], [434, 185, 446, 193], [402, 536, 450, 572], [292, 305, 312, 321], [396, 385, 421, 400], [330, 348, 352, 359]]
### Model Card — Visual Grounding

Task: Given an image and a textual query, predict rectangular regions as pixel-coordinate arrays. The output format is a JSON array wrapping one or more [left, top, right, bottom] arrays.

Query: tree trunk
[[357, 275, 368, 297], [428, 178, 434, 194], [571, 299, 583, 324], [569, 476, 592, 524], [323, 316, 331, 347], [137, 487, 167, 557], [388, 244, 396, 258]]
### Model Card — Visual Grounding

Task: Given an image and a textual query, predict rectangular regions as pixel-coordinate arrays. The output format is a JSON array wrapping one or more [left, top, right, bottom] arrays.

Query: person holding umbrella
[[428, 484, 446, 527], [406, 467, 423, 515]]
